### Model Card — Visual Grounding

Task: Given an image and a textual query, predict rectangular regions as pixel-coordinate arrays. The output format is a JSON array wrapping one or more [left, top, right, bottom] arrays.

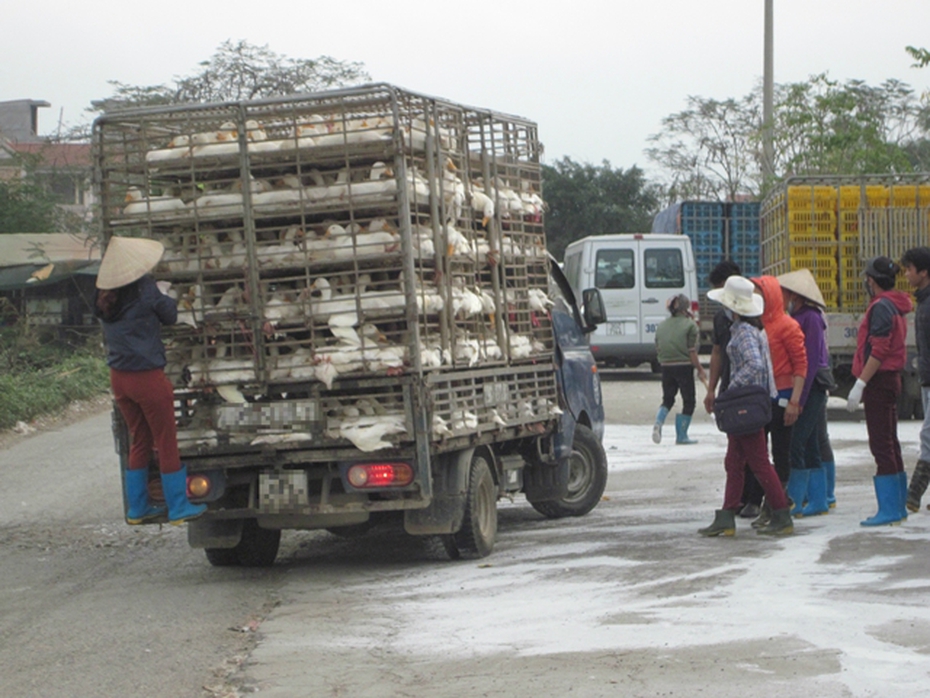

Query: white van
[[562, 233, 699, 370]]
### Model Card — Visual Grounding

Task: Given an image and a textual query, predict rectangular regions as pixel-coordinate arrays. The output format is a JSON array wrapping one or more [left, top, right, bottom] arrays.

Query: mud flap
[[524, 460, 570, 504], [404, 449, 472, 535], [188, 518, 243, 549]]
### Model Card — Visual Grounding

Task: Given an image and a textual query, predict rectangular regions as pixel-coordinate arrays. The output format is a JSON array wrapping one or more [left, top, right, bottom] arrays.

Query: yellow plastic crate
[[838, 210, 859, 239], [840, 288, 868, 311], [838, 185, 890, 209], [790, 242, 837, 259], [890, 185, 930, 208], [787, 185, 836, 211], [787, 210, 837, 237]]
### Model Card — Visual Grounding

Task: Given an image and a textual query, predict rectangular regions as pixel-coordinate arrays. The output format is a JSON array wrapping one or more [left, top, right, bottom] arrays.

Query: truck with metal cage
[[94, 83, 608, 565]]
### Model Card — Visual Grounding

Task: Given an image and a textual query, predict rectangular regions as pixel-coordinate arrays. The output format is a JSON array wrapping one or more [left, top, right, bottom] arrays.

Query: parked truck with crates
[[93, 83, 609, 566], [656, 179, 928, 417], [761, 174, 930, 418]]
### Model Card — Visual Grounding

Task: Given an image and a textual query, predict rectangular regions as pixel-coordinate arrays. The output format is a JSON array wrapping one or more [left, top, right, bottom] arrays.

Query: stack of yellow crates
[[786, 185, 838, 309]]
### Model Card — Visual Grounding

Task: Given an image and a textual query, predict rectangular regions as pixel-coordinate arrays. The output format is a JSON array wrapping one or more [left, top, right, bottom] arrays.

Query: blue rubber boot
[[675, 414, 697, 445], [652, 405, 670, 444], [861, 474, 905, 526], [797, 467, 829, 517], [823, 460, 836, 508], [785, 468, 810, 517], [125, 468, 167, 524], [898, 471, 909, 521], [161, 465, 207, 525]]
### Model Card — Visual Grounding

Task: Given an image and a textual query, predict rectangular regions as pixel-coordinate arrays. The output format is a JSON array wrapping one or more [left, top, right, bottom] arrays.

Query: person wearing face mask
[[777, 269, 832, 518], [847, 256, 912, 526], [699, 275, 793, 537]]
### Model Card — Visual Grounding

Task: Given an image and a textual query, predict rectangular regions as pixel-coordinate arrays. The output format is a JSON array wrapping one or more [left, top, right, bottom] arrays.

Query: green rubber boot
[[698, 509, 736, 537]]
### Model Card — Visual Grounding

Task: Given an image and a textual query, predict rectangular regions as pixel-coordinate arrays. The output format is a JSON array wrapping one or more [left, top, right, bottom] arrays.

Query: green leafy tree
[[907, 46, 930, 69], [647, 74, 926, 200], [542, 157, 659, 259], [0, 178, 64, 233]]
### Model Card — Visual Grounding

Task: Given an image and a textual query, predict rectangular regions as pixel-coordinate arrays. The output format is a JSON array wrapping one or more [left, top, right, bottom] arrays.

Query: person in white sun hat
[[94, 236, 206, 526], [699, 275, 793, 537]]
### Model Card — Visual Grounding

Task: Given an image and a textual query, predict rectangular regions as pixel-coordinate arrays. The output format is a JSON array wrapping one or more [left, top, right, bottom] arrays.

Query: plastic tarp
[[652, 203, 681, 233]]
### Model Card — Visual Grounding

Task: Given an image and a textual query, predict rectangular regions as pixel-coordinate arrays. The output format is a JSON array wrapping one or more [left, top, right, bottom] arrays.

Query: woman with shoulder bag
[[699, 276, 793, 537]]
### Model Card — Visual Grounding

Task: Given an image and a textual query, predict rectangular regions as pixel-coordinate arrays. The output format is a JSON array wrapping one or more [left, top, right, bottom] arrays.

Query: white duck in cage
[[122, 187, 187, 217]]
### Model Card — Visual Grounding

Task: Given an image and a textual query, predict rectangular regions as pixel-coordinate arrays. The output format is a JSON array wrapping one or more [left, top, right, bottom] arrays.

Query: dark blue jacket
[[100, 276, 177, 371]]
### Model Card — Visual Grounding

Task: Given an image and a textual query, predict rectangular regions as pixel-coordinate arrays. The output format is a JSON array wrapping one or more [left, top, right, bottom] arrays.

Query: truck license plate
[[259, 470, 309, 513]]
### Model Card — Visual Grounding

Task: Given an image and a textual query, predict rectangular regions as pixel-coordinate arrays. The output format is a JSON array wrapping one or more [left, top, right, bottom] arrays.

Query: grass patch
[[0, 328, 110, 430]]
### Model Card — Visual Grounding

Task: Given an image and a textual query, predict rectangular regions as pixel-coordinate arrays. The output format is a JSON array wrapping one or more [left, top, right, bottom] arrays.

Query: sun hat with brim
[[776, 268, 826, 308], [707, 275, 764, 317], [96, 237, 165, 290]]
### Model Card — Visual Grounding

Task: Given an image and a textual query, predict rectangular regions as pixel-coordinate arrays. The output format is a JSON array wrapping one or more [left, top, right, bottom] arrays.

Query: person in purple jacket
[[777, 269, 833, 517]]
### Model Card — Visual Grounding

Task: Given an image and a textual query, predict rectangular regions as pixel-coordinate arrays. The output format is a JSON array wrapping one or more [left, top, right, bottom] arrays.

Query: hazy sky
[[5, 1, 929, 178]]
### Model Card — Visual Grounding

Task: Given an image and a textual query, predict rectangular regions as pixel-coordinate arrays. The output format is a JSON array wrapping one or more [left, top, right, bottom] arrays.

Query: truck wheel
[[531, 424, 607, 519], [441, 455, 497, 559], [204, 519, 281, 567]]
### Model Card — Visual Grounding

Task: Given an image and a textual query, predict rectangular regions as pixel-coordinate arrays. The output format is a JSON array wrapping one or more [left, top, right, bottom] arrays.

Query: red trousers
[[723, 429, 788, 511], [110, 368, 180, 474], [863, 370, 904, 476]]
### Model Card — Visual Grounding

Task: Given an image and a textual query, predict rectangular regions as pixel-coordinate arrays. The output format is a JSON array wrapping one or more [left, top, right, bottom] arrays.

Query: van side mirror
[[582, 288, 607, 329]]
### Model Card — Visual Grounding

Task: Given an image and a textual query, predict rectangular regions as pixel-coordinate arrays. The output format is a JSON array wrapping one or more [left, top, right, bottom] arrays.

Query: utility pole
[[762, 0, 774, 184]]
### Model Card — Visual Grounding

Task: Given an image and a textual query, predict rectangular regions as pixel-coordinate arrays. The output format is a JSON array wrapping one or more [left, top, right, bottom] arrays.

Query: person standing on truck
[[652, 294, 707, 445], [698, 275, 793, 537], [94, 237, 206, 526], [777, 269, 832, 518], [741, 276, 807, 529], [901, 247, 930, 514], [846, 256, 912, 526]]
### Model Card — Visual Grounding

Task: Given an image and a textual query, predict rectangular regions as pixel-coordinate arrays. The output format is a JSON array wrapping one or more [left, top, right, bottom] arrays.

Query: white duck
[[122, 187, 186, 217], [441, 158, 466, 223], [336, 412, 407, 452], [528, 288, 554, 313]]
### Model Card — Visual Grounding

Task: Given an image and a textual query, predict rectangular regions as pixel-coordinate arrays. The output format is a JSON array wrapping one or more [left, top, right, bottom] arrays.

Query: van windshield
[[644, 248, 684, 289], [595, 249, 634, 289]]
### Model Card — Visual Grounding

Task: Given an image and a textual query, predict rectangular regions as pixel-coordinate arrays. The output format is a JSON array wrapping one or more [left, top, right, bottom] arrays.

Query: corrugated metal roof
[[0, 233, 100, 267]]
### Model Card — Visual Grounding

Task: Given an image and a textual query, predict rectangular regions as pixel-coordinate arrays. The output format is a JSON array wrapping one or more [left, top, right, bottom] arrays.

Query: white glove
[[156, 280, 172, 296], [846, 378, 867, 412]]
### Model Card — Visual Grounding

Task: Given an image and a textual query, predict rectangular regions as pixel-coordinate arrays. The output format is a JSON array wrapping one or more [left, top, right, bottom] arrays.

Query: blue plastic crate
[[730, 231, 761, 251], [681, 201, 725, 235]]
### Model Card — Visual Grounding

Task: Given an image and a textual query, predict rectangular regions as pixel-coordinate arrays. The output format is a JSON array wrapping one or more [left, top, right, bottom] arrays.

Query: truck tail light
[[187, 473, 213, 499], [346, 463, 414, 489]]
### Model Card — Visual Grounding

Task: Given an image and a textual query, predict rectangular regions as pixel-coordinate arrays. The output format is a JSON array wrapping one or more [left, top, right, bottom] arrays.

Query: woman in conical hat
[[95, 236, 205, 526], [777, 268, 834, 518]]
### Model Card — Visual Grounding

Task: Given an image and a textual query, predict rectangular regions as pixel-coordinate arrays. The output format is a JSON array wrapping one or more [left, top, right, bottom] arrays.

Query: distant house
[[0, 233, 100, 332], [0, 99, 94, 224]]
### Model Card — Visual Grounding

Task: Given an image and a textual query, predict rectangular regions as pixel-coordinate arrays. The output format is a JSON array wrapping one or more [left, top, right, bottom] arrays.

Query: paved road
[[2, 376, 928, 697]]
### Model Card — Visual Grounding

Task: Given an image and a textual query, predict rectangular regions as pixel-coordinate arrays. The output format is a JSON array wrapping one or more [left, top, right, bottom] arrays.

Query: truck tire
[[441, 455, 497, 560], [531, 424, 607, 519], [204, 519, 281, 567]]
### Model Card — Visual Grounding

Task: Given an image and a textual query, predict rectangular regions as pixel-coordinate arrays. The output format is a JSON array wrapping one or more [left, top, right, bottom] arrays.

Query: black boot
[[907, 460, 930, 513], [756, 508, 794, 535], [698, 509, 736, 537]]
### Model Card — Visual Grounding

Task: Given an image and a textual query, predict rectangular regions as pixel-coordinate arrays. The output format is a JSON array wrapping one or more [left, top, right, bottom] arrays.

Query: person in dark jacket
[[95, 237, 206, 526], [778, 269, 832, 517], [847, 256, 913, 526], [901, 246, 930, 513]]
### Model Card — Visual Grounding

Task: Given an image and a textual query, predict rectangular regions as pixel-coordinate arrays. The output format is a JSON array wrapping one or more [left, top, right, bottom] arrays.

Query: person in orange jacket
[[743, 275, 808, 526]]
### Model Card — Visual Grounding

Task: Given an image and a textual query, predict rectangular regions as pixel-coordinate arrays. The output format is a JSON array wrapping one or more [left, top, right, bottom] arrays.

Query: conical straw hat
[[96, 237, 164, 290], [776, 268, 826, 308]]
